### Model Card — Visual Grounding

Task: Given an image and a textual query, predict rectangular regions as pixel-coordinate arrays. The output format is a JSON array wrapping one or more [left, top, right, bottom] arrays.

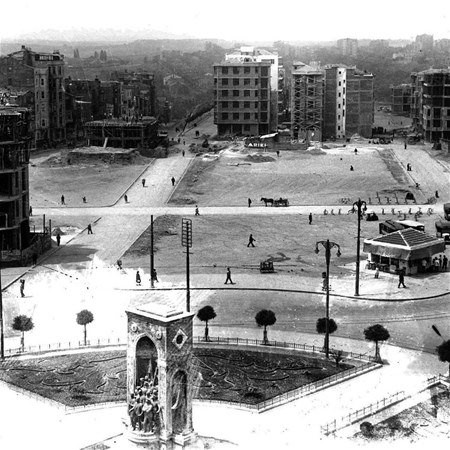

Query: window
[[222, 113, 228, 120], [338, 103, 341, 109], [261, 102, 268, 111], [339, 71, 341, 75], [255, 113, 258, 119], [260, 112, 267, 122], [339, 81, 341, 86], [222, 101, 228, 108], [41, 119, 46, 127], [244, 102, 250, 108], [244, 90, 250, 97], [222, 67, 229, 74], [244, 67, 250, 74], [343, 87, 346, 94], [261, 79, 268, 88], [233, 101, 239, 108], [221, 78, 228, 85], [343, 99, 345, 106], [261, 67, 269, 76], [233, 67, 239, 74], [338, 92, 341, 97], [338, 115, 341, 120], [233, 90, 239, 97], [255, 102, 258, 108], [41, 78, 44, 86], [41, 91, 45, 99], [233, 78, 239, 86], [233, 113, 239, 120], [255, 67, 258, 74], [244, 112, 250, 120], [244, 78, 250, 85], [338, 125, 341, 130], [254, 91, 258, 97], [222, 90, 228, 97], [244, 124, 250, 131]]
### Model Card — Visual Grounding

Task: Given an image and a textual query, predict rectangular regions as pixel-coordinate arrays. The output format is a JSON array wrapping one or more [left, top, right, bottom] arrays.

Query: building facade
[[213, 58, 272, 136], [323, 65, 347, 140], [391, 84, 412, 116], [337, 38, 358, 57], [0, 107, 31, 252], [290, 62, 324, 141], [0, 46, 66, 147], [411, 69, 450, 142]]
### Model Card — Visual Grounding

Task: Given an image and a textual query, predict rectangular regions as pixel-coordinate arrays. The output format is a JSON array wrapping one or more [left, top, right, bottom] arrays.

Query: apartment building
[[411, 69, 450, 142], [0, 46, 66, 147], [0, 107, 32, 252], [213, 58, 272, 136], [391, 84, 412, 116], [337, 38, 358, 57]]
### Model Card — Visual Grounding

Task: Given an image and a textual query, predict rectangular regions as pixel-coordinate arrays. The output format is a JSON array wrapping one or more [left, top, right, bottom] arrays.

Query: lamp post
[[315, 239, 341, 358], [353, 198, 367, 297]]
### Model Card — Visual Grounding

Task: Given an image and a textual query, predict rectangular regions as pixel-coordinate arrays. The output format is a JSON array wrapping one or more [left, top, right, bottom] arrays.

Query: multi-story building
[[290, 62, 323, 141], [213, 56, 272, 136], [411, 69, 450, 142], [111, 71, 156, 119], [0, 46, 66, 147], [337, 38, 358, 57], [0, 107, 31, 252], [323, 65, 347, 140], [414, 34, 434, 53], [391, 84, 412, 116]]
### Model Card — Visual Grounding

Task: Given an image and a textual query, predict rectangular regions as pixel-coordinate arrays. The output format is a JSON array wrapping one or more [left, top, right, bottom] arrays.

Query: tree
[[76, 310, 94, 346], [364, 324, 390, 362], [316, 317, 338, 353], [197, 306, 216, 341], [255, 309, 276, 345], [12, 315, 34, 351], [436, 340, 450, 376]]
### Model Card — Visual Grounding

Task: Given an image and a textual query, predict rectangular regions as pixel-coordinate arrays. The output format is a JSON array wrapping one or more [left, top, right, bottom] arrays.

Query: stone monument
[[126, 303, 197, 449]]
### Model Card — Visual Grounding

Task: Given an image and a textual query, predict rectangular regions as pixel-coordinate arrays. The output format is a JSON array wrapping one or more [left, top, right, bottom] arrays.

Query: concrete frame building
[[290, 62, 323, 141], [0, 107, 31, 252], [0, 46, 66, 147], [391, 84, 412, 116], [214, 53, 272, 136], [411, 69, 450, 143], [323, 65, 347, 140]]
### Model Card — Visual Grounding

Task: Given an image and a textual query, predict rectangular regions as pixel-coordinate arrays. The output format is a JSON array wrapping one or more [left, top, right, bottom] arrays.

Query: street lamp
[[353, 198, 367, 297], [315, 239, 341, 359]]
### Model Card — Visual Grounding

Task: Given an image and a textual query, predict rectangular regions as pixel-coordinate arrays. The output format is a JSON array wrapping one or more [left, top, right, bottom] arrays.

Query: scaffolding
[[291, 65, 323, 142]]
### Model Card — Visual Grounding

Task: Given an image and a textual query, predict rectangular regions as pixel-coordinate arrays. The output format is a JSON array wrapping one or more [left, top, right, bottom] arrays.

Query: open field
[[168, 146, 421, 207], [29, 153, 151, 208], [122, 212, 440, 276], [0, 348, 354, 407]]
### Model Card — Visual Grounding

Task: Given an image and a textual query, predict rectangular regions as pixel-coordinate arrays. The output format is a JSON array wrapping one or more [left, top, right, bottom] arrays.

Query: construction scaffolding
[[291, 64, 323, 142]]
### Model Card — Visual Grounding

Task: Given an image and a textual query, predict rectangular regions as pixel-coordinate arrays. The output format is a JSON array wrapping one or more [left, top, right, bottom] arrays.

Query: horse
[[260, 197, 274, 207]]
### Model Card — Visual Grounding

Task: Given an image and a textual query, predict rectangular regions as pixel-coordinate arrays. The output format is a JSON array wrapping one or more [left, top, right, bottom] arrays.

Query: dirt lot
[[122, 213, 440, 276], [29, 151, 151, 207], [168, 146, 419, 207]]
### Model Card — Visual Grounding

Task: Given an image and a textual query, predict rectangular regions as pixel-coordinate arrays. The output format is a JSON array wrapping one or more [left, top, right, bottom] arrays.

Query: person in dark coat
[[171, 177, 175, 186], [56, 233, 61, 246], [136, 271, 141, 286], [397, 269, 406, 288], [87, 224, 93, 234], [248, 198, 252, 208], [309, 213, 313, 225], [224, 267, 234, 284], [247, 234, 256, 247], [61, 195, 65, 205], [151, 268, 159, 283]]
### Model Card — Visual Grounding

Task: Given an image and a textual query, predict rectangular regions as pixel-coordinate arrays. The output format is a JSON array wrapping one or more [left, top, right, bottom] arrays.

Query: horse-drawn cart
[[273, 198, 289, 207]]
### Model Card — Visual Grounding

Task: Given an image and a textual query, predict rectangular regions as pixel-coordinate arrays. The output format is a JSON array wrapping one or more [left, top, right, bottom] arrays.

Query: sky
[[1, 0, 450, 43]]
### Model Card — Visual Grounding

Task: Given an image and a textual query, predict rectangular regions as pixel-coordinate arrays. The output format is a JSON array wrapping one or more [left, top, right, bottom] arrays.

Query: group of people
[[128, 377, 160, 433], [431, 254, 448, 272]]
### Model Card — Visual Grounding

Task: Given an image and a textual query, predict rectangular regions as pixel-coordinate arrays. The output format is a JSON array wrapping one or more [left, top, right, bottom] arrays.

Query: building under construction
[[84, 117, 159, 149], [391, 84, 412, 116], [290, 62, 323, 141]]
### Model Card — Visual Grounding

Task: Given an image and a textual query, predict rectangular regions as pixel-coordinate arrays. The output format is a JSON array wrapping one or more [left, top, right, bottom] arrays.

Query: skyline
[[1, 0, 450, 44]]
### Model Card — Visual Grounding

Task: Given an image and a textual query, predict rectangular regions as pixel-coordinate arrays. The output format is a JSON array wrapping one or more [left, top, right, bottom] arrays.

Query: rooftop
[[366, 228, 442, 248]]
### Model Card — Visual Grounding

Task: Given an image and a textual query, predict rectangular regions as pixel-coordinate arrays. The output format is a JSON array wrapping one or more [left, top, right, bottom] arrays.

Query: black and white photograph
[[0, 1, 450, 449]]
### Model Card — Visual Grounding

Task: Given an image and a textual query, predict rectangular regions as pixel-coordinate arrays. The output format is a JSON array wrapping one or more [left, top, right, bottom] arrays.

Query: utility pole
[[353, 198, 367, 297], [150, 215, 154, 288], [315, 239, 341, 358], [181, 218, 192, 312]]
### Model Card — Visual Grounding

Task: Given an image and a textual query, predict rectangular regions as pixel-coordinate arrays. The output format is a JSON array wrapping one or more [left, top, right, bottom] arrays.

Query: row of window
[[218, 66, 269, 76], [217, 78, 268, 87], [217, 90, 268, 98], [220, 112, 268, 121], [219, 101, 268, 110]]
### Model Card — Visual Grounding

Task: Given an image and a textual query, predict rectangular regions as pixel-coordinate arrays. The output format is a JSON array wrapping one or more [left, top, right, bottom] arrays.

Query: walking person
[[56, 233, 61, 246], [29, 206, 33, 216], [61, 194, 65, 205], [374, 267, 380, 279], [248, 198, 252, 208], [195, 205, 200, 216], [309, 212, 313, 225], [19, 279, 25, 298], [171, 176, 175, 186], [136, 271, 141, 286], [247, 234, 256, 247], [182, 149, 185, 157], [82, 196, 87, 203], [224, 267, 234, 284], [397, 269, 406, 288], [124, 194, 128, 203], [151, 268, 159, 283], [142, 179, 146, 187], [87, 223, 93, 234]]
